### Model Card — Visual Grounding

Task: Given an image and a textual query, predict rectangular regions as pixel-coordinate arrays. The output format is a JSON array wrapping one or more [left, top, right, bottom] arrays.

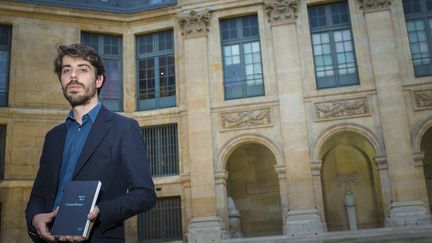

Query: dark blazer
[[25, 105, 156, 243]]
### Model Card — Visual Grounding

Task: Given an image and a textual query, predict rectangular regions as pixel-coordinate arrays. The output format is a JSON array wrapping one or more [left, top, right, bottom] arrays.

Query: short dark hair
[[53, 43, 105, 94]]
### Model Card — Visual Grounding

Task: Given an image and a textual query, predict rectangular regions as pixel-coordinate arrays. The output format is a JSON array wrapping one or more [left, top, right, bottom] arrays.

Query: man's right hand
[[31, 209, 58, 242]]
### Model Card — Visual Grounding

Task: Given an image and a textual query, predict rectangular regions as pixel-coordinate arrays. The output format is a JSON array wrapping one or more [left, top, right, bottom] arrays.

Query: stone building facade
[[0, 0, 432, 242]]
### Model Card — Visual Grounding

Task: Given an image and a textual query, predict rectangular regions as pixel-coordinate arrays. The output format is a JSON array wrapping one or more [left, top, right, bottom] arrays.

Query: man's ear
[[96, 75, 104, 88]]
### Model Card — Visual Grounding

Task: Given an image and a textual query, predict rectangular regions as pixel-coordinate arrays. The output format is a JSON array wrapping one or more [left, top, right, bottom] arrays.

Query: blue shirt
[[53, 104, 101, 209]]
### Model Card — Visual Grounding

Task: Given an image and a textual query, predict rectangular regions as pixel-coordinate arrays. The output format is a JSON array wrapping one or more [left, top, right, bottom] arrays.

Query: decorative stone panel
[[221, 108, 272, 131], [359, 0, 392, 13], [413, 89, 432, 110], [264, 0, 298, 24], [314, 97, 370, 121], [178, 9, 211, 38]]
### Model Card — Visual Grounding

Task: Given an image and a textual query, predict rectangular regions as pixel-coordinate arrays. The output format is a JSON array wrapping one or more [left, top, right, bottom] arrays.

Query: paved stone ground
[[223, 225, 432, 243]]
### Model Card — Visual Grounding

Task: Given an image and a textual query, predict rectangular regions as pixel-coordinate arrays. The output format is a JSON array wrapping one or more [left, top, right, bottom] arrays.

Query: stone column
[[275, 164, 289, 224], [413, 152, 430, 213], [214, 170, 229, 231], [361, 0, 431, 225], [265, 0, 325, 236], [310, 160, 326, 224], [178, 10, 225, 242], [374, 156, 392, 218], [122, 30, 136, 112]]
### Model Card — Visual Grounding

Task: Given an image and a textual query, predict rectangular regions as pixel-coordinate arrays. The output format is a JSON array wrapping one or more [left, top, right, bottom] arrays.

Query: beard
[[62, 79, 97, 107]]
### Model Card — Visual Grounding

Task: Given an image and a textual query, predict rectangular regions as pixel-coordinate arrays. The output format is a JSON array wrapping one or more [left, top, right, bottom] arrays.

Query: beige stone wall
[[0, 0, 432, 242]]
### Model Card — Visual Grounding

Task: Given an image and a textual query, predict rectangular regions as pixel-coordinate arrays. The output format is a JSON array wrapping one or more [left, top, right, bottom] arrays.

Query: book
[[51, 180, 102, 239]]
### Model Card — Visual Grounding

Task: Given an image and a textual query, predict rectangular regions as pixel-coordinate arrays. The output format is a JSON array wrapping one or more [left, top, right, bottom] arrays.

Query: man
[[25, 44, 156, 243]]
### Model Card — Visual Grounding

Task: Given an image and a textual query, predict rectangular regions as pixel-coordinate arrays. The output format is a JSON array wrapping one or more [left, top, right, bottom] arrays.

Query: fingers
[[58, 235, 85, 242], [87, 205, 100, 221]]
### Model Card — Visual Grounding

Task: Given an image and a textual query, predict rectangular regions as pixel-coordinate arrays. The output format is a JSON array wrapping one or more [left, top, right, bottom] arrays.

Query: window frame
[[138, 196, 183, 242], [136, 30, 176, 111], [141, 123, 179, 177], [0, 125, 6, 180], [220, 14, 265, 100], [308, 1, 360, 89], [403, 0, 432, 77], [0, 25, 12, 107], [81, 32, 123, 112]]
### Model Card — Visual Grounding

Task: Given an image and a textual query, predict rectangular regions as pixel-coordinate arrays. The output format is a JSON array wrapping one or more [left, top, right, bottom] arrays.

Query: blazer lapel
[[72, 106, 113, 178]]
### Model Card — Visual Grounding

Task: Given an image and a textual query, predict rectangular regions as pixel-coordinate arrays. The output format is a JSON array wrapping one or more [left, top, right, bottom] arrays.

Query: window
[[220, 15, 264, 100], [138, 196, 183, 242], [81, 32, 123, 111], [0, 125, 6, 180], [136, 30, 175, 111], [141, 124, 178, 177], [0, 25, 11, 107], [403, 0, 432, 77], [308, 2, 359, 89]]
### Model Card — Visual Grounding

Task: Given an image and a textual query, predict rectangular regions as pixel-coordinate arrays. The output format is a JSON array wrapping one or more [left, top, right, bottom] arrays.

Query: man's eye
[[80, 69, 88, 72], [62, 69, 70, 74]]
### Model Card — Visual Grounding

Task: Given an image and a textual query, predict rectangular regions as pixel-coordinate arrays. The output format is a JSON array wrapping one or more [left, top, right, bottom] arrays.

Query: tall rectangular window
[[81, 32, 123, 112], [138, 196, 183, 242], [141, 124, 178, 177], [308, 2, 359, 89], [136, 30, 176, 111], [220, 15, 264, 100], [0, 125, 6, 180], [0, 25, 11, 107], [403, 0, 432, 77]]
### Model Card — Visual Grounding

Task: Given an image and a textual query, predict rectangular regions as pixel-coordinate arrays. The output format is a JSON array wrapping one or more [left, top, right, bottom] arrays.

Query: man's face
[[60, 56, 103, 107]]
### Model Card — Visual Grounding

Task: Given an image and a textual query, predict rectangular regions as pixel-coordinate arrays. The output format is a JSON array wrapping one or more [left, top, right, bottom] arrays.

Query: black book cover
[[51, 180, 102, 239]]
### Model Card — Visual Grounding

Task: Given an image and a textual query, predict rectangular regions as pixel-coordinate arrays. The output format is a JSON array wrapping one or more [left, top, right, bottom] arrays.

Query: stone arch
[[412, 115, 432, 153], [215, 133, 284, 238], [311, 123, 385, 163], [311, 123, 385, 231], [216, 133, 284, 172]]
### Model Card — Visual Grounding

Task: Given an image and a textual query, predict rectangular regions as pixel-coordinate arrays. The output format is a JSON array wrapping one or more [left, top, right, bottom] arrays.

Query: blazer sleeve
[[96, 118, 156, 231], [25, 135, 51, 241]]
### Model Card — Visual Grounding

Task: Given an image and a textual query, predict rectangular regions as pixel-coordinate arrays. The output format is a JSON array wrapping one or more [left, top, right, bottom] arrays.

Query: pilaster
[[178, 9, 224, 242], [266, 0, 324, 236], [362, 1, 431, 225]]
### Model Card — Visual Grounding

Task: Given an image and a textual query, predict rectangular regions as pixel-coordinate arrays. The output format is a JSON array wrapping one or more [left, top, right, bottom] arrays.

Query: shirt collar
[[66, 103, 102, 124]]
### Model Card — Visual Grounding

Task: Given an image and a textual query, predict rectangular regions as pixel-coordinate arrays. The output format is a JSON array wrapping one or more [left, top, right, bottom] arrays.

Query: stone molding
[[178, 9, 210, 38], [264, 0, 298, 24], [275, 164, 287, 180], [374, 155, 388, 170], [314, 97, 369, 121], [413, 89, 432, 110], [310, 160, 322, 176], [359, 0, 392, 13], [221, 108, 272, 131], [413, 151, 425, 168]]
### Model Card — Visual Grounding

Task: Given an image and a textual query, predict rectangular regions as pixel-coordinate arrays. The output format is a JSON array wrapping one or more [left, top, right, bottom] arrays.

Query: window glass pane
[[0, 25, 11, 107], [82, 32, 122, 111], [137, 30, 176, 110], [309, 3, 358, 89]]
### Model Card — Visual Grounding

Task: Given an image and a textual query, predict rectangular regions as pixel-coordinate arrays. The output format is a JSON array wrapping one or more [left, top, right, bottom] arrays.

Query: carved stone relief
[[413, 89, 432, 110], [314, 97, 369, 121], [178, 9, 210, 38], [221, 108, 272, 130], [264, 0, 298, 24], [359, 0, 392, 12]]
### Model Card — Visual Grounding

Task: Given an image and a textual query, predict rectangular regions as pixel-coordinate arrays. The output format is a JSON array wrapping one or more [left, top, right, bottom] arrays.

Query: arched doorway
[[226, 143, 282, 237], [320, 131, 384, 231], [421, 127, 432, 212]]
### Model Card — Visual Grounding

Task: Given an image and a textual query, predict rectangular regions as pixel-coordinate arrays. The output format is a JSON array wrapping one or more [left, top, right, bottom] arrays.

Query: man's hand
[[32, 209, 58, 242], [58, 205, 100, 242]]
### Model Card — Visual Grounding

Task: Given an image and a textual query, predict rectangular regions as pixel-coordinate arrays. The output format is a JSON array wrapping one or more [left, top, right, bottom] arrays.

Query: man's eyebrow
[[77, 64, 91, 68]]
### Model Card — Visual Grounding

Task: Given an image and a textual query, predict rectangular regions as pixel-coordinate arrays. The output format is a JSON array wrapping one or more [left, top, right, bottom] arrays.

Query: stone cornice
[[264, 0, 298, 24], [178, 9, 210, 38], [359, 0, 392, 13]]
